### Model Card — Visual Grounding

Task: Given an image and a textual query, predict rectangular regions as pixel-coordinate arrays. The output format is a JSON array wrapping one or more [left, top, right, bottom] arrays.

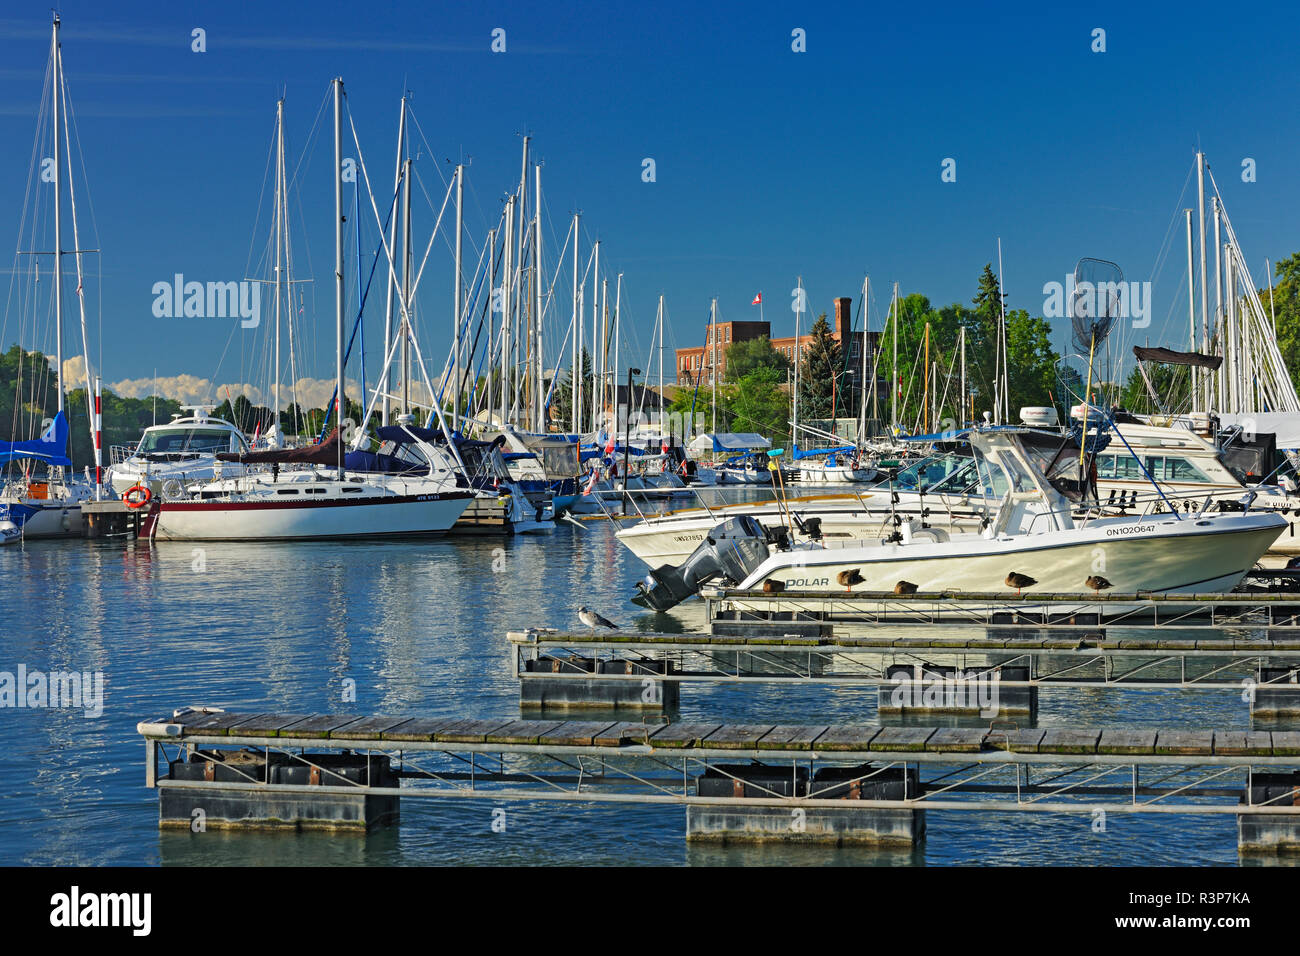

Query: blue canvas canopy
[[0, 411, 71, 467]]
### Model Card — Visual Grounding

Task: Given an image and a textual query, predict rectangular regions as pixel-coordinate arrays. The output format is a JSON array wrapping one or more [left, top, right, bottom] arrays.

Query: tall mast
[[400, 158, 413, 418], [657, 294, 664, 428], [486, 226, 495, 426], [1213, 197, 1223, 409], [590, 240, 600, 433], [1196, 151, 1209, 408], [710, 296, 718, 436], [51, 14, 64, 416], [1185, 208, 1197, 401], [613, 273, 622, 436], [533, 163, 544, 430], [381, 96, 406, 427], [793, 277, 803, 450], [571, 212, 580, 433], [891, 282, 898, 428], [273, 98, 284, 420], [452, 162, 464, 430], [600, 277, 608, 432], [858, 276, 869, 441], [500, 196, 513, 424], [923, 322, 930, 433], [959, 325, 967, 427], [333, 77, 345, 471], [514, 136, 529, 426]]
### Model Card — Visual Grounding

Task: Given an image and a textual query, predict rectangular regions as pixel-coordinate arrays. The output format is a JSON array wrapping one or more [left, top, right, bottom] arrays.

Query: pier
[[139, 708, 1300, 851]]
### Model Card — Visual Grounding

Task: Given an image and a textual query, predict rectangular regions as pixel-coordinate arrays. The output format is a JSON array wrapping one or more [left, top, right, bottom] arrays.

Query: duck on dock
[[893, 580, 918, 595], [837, 568, 865, 592], [1005, 571, 1036, 596], [1085, 575, 1113, 593]]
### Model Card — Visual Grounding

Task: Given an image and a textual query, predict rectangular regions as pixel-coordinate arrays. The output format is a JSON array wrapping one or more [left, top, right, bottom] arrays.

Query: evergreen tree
[[796, 313, 842, 420]]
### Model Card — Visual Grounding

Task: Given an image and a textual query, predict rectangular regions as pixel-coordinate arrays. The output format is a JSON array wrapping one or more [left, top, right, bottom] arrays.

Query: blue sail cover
[[0, 411, 71, 467]]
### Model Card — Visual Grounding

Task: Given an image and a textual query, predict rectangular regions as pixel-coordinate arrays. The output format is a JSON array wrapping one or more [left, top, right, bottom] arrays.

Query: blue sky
[[2, 0, 1298, 404]]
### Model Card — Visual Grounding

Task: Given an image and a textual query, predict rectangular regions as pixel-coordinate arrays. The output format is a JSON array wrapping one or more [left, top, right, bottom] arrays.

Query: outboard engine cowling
[[631, 515, 771, 612]]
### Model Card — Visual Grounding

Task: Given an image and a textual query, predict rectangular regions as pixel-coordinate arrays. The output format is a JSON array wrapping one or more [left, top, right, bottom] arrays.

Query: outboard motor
[[631, 515, 771, 612]]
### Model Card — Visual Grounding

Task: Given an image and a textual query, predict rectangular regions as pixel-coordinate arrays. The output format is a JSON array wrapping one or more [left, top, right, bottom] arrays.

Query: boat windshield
[[136, 427, 239, 456]]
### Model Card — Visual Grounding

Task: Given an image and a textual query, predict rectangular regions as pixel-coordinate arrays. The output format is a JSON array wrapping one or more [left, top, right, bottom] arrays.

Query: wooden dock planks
[[147, 712, 1300, 760]]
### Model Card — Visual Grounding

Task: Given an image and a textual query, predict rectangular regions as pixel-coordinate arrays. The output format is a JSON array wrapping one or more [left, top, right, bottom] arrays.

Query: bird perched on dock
[[837, 568, 865, 592], [761, 579, 785, 594], [1005, 571, 1037, 596], [894, 580, 918, 595], [578, 606, 618, 632], [1085, 575, 1113, 593]]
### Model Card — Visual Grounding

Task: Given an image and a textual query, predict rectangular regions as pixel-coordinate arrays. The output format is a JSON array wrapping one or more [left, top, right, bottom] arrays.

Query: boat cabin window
[[1147, 455, 1211, 483], [1097, 453, 1144, 480], [136, 427, 242, 456], [276, 489, 299, 495]]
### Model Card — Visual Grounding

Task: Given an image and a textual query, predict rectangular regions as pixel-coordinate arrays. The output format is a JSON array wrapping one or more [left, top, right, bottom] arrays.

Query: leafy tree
[[726, 335, 789, 381], [730, 365, 789, 443], [1264, 252, 1300, 395], [796, 313, 842, 420]]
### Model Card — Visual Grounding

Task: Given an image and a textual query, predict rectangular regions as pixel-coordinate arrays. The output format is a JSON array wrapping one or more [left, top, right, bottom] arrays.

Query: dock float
[[507, 629, 1300, 719], [139, 708, 1300, 853], [705, 588, 1300, 630]]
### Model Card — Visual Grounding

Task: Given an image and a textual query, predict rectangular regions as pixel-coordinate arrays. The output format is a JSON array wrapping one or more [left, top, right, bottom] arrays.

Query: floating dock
[[507, 628, 1300, 718], [139, 708, 1300, 852]]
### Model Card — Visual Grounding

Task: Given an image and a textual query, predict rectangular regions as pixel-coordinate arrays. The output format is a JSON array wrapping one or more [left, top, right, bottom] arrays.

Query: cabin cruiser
[[108, 408, 252, 499], [616, 452, 991, 567], [630, 419, 1285, 611]]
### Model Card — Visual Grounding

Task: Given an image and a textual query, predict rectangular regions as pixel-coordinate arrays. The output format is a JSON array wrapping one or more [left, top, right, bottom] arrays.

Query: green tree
[[726, 335, 789, 381], [796, 313, 842, 420], [1265, 252, 1300, 394], [730, 365, 789, 443]]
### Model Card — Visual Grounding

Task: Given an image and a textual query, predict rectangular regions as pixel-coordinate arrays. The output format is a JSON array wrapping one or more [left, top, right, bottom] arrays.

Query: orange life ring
[[123, 484, 153, 509]]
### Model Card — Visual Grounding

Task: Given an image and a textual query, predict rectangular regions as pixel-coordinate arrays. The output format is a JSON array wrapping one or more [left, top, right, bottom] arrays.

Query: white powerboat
[[616, 454, 991, 567], [108, 407, 252, 498], [630, 421, 1286, 610]]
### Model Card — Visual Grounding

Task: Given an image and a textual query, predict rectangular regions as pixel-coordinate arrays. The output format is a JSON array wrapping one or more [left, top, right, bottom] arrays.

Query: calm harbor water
[[0, 505, 1279, 866]]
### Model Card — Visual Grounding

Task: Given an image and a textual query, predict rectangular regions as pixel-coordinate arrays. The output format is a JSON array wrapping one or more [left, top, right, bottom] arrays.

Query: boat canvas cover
[[216, 428, 341, 465], [1219, 412, 1300, 452], [0, 411, 71, 467], [1132, 345, 1223, 371], [688, 432, 772, 453]]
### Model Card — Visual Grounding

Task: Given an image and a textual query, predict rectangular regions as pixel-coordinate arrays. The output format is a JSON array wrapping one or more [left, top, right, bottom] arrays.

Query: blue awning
[[0, 411, 71, 467]]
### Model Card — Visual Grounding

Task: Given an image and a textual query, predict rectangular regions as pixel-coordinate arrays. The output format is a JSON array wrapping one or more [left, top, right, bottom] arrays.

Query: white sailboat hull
[[150, 491, 473, 540]]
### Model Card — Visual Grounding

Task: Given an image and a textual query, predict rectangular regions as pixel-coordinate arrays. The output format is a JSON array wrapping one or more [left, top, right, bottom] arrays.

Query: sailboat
[[0, 15, 100, 538], [144, 79, 473, 541]]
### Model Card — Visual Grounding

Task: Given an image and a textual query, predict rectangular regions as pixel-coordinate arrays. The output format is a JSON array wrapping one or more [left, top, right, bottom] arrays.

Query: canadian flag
[[751, 293, 762, 305], [582, 468, 598, 496]]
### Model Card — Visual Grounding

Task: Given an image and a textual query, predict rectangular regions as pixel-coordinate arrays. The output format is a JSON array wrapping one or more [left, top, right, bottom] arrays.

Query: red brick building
[[676, 297, 881, 399]]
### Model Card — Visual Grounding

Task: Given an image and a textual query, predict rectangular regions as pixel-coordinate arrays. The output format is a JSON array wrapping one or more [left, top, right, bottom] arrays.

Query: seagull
[[837, 568, 865, 592], [578, 606, 618, 632], [1085, 575, 1112, 593], [894, 580, 918, 595], [1005, 571, 1036, 596], [761, 579, 785, 594]]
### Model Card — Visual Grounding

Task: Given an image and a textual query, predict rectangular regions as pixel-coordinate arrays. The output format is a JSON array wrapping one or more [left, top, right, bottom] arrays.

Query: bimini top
[[688, 432, 772, 453], [0, 411, 71, 468]]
